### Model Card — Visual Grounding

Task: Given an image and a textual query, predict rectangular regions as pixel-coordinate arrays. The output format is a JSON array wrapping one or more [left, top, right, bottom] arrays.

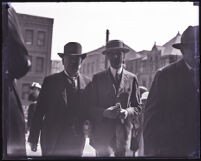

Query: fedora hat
[[102, 40, 130, 55], [58, 42, 86, 59], [172, 26, 199, 49]]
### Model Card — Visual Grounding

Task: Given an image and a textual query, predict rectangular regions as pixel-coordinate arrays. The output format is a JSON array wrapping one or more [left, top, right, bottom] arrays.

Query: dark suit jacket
[[143, 59, 200, 158], [89, 68, 140, 150], [28, 71, 91, 156]]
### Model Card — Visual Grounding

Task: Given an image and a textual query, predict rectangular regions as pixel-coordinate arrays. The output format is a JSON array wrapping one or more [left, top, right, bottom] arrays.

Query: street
[[25, 133, 137, 157]]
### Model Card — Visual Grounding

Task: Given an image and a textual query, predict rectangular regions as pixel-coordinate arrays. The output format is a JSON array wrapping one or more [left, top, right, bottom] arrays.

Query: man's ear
[[62, 58, 64, 65]]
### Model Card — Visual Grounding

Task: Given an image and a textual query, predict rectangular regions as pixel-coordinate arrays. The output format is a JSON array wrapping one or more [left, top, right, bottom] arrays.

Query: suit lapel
[[117, 69, 128, 96], [60, 71, 68, 106], [61, 88, 68, 106], [106, 69, 117, 96]]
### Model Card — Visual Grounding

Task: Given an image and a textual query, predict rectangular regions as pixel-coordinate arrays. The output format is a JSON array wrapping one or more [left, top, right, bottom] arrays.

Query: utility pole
[[105, 29, 109, 69]]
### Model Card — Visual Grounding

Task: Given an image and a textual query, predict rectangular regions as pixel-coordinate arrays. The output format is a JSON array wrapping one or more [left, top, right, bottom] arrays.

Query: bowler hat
[[172, 26, 199, 49], [58, 42, 86, 59], [102, 40, 130, 55]]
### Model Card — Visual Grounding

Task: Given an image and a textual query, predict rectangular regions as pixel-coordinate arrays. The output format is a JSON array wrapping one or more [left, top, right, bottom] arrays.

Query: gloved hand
[[103, 103, 121, 119], [29, 142, 37, 152], [119, 109, 128, 120]]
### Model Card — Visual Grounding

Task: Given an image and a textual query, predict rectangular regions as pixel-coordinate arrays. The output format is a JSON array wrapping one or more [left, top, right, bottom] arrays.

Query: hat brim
[[172, 43, 182, 49], [58, 53, 87, 59], [102, 47, 129, 55]]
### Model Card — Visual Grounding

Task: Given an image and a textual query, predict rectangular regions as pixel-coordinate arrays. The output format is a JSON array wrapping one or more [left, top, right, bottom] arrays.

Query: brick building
[[16, 13, 54, 106], [51, 60, 64, 74], [125, 32, 182, 89], [80, 44, 141, 78]]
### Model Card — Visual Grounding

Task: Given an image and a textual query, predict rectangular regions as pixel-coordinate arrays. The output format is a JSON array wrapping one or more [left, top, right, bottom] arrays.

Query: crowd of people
[[2, 3, 200, 159]]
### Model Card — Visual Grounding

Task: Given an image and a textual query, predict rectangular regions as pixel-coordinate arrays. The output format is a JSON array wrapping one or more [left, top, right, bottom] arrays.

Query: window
[[37, 31, 46, 46], [36, 57, 44, 73], [21, 83, 31, 100], [25, 29, 33, 45]]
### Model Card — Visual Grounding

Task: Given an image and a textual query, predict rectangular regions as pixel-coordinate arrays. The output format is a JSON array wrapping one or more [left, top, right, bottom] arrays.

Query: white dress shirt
[[110, 65, 123, 79]]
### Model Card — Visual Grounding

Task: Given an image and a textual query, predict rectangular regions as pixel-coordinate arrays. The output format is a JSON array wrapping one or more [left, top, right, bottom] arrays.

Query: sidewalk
[[25, 133, 138, 157]]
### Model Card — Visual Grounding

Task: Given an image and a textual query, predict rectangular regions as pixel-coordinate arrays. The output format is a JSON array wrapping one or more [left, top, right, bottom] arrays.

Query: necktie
[[65, 74, 77, 88], [114, 72, 120, 90]]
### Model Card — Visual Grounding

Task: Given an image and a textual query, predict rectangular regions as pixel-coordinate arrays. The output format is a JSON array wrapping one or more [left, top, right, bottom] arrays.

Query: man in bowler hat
[[88, 40, 141, 157], [143, 26, 200, 158], [28, 42, 91, 156]]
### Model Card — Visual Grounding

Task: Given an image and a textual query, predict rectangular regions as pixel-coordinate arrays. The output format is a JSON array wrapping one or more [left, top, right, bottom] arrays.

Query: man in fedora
[[143, 26, 200, 158], [88, 40, 141, 157], [28, 42, 91, 156]]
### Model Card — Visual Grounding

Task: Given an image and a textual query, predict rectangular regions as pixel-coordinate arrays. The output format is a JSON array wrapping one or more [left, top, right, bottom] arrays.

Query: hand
[[119, 109, 128, 120], [29, 142, 37, 152]]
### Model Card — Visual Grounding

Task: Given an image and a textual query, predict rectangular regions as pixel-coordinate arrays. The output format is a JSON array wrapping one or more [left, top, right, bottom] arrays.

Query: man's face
[[107, 50, 125, 69], [62, 55, 83, 77], [32, 88, 40, 97], [181, 42, 200, 68], [29, 88, 40, 101]]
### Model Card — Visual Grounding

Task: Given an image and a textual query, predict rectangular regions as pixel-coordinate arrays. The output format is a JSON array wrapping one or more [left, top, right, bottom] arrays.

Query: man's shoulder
[[157, 59, 183, 75], [80, 74, 91, 83], [43, 71, 64, 83], [123, 69, 137, 80], [93, 70, 108, 78]]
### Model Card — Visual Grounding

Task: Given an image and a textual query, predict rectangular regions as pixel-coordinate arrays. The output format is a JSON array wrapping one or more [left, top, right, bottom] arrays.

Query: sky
[[11, 2, 199, 60]]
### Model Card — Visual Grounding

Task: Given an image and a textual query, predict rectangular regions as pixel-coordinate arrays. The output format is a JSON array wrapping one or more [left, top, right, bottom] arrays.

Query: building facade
[[51, 60, 64, 74], [80, 44, 141, 78], [16, 13, 54, 106], [125, 32, 182, 89], [51, 32, 182, 91]]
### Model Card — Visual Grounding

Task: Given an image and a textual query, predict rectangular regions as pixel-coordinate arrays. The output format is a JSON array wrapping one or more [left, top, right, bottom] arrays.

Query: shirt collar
[[109, 66, 123, 78], [64, 70, 79, 80]]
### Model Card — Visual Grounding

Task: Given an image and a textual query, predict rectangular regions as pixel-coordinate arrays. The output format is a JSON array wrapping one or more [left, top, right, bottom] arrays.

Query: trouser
[[95, 145, 126, 157]]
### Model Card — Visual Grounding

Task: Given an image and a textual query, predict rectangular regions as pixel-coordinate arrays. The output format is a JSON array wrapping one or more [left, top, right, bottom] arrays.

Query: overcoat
[[143, 59, 200, 157], [89, 68, 141, 152], [28, 71, 91, 156]]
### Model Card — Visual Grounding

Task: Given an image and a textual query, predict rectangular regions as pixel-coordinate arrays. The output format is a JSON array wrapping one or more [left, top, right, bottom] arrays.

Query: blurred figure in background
[[27, 82, 41, 132], [2, 3, 31, 158], [139, 86, 148, 97], [136, 91, 149, 156]]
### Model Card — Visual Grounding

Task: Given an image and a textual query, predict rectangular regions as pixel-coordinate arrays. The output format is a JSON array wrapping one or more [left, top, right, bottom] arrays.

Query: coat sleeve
[[127, 76, 141, 118], [129, 76, 142, 152], [143, 70, 165, 156], [28, 77, 49, 144]]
